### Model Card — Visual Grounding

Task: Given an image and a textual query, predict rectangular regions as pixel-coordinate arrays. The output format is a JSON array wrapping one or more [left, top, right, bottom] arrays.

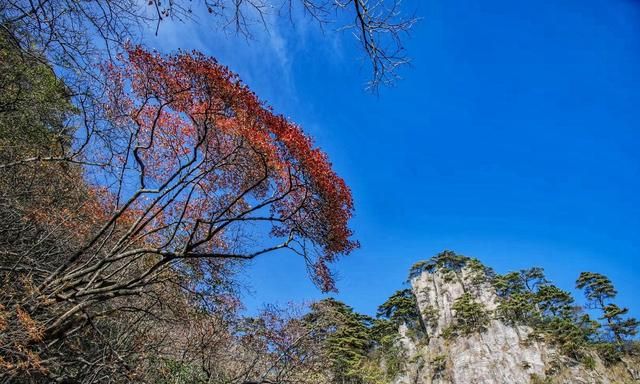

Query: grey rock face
[[392, 267, 623, 384]]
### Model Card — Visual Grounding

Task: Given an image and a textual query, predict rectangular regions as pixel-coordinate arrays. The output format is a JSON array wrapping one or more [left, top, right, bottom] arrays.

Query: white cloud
[[139, 5, 340, 112]]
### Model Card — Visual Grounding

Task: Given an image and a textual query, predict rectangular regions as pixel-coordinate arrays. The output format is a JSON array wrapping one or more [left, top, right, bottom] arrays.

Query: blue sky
[[145, 0, 640, 317]]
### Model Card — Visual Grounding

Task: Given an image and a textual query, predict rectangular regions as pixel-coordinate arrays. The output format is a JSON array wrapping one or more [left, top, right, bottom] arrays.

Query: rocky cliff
[[392, 262, 639, 384]]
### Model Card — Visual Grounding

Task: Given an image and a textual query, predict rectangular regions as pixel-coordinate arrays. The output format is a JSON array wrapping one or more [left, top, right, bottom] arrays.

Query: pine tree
[[376, 289, 420, 328], [306, 299, 376, 384], [536, 285, 574, 319], [408, 250, 470, 279], [576, 272, 638, 346], [603, 304, 639, 343], [447, 293, 490, 337]]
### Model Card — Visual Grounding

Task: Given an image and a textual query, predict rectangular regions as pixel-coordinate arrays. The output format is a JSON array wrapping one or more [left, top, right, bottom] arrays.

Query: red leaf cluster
[[103, 46, 358, 291]]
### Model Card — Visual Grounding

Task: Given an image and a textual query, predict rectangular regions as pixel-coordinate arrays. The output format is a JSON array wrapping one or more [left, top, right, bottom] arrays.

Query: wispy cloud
[[139, 6, 344, 113]]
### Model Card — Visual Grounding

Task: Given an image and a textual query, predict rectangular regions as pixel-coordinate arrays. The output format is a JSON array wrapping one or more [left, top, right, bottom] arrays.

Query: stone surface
[[391, 267, 635, 384]]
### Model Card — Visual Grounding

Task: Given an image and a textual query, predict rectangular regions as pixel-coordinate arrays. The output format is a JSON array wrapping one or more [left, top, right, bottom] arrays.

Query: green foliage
[[491, 266, 639, 365], [308, 293, 421, 383], [493, 272, 522, 297], [381, 344, 406, 379], [491, 267, 606, 359], [430, 354, 447, 379], [408, 260, 433, 279], [355, 359, 387, 384], [603, 304, 639, 342], [307, 299, 376, 383], [580, 355, 596, 370], [442, 270, 457, 283], [370, 318, 398, 346], [377, 289, 420, 328], [421, 305, 440, 332], [445, 293, 490, 338], [493, 268, 548, 298], [406, 255, 639, 370], [307, 259, 640, 383], [369, 323, 406, 380], [408, 250, 469, 279], [576, 272, 638, 347], [495, 279, 575, 330], [576, 272, 617, 306], [370, 318, 406, 379], [594, 342, 623, 365], [408, 252, 492, 291], [0, 29, 75, 157], [495, 291, 539, 326], [536, 285, 574, 319], [374, 289, 424, 378], [542, 316, 596, 358], [431, 250, 468, 272], [466, 258, 494, 285]]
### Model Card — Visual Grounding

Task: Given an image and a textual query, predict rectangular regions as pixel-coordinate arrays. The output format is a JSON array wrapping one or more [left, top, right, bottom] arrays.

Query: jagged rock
[[391, 266, 638, 384]]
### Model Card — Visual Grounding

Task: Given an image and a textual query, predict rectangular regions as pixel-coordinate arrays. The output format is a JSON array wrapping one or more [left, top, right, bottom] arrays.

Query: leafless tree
[[1, 0, 416, 92]]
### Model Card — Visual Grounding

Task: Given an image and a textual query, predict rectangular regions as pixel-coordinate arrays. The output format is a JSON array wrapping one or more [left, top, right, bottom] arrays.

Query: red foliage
[[103, 46, 358, 291]]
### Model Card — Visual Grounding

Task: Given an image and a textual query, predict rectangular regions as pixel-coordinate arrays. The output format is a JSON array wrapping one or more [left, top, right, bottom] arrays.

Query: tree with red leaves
[[0, 42, 356, 381], [96, 46, 358, 291], [33, 46, 358, 338]]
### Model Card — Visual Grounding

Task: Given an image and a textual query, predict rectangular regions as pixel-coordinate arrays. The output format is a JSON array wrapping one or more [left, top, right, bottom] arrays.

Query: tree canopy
[[576, 272, 638, 347], [0, 37, 357, 381]]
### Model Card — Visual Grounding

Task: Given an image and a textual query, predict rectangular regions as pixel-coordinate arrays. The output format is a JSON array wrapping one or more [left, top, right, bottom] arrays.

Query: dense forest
[[0, 0, 638, 383]]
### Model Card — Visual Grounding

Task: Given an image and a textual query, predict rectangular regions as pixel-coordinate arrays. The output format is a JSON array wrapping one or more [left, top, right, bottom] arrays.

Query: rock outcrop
[[392, 265, 638, 384]]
